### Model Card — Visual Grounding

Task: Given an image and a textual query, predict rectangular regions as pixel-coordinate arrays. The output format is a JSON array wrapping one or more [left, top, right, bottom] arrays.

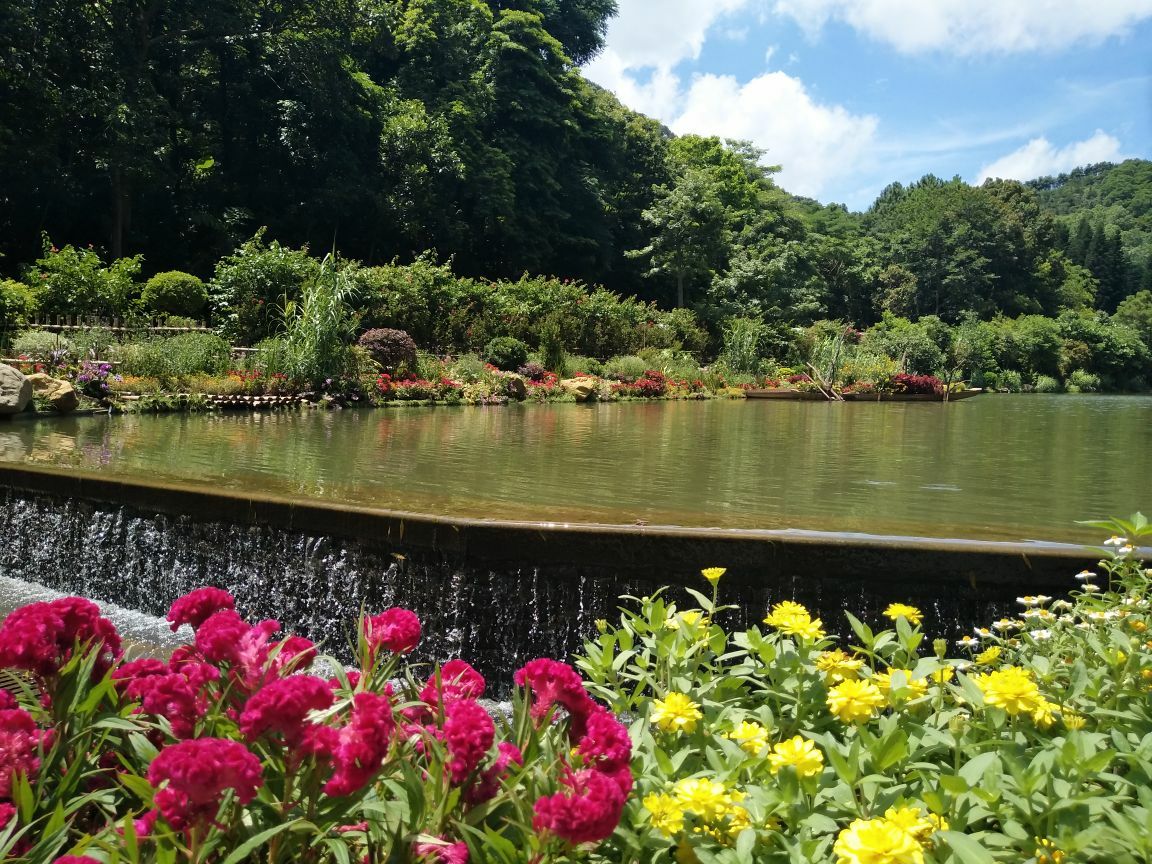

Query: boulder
[[560, 377, 596, 402], [26, 373, 80, 413], [0, 364, 32, 415], [503, 373, 528, 400]]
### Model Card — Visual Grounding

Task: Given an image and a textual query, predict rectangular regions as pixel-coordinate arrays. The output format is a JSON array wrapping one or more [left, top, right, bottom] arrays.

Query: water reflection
[[1, 395, 1149, 543]]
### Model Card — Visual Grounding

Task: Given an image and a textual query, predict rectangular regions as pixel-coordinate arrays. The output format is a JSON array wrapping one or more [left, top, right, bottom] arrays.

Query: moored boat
[[745, 387, 984, 402]]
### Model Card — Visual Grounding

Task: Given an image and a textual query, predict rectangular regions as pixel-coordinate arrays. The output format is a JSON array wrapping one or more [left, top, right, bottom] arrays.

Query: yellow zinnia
[[767, 735, 824, 777], [971, 666, 1043, 716], [873, 669, 928, 701], [883, 603, 924, 626], [672, 778, 741, 822], [643, 793, 685, 837], [764, 601, 825, 640], [815, 648, 865, 682], [665, 610, 705, 630], [834, 817, 925, 864], [828, 679, 887, 723], [700, 567, 726, 586], [883, 806, 945, 841], [974, 645, 1002, 666], [725, 720, 770, 755], [651, 692, 703, 734]]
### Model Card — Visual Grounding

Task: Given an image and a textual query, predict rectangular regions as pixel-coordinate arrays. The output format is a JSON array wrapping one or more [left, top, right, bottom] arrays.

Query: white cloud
[[587, 0, 753, 71], [672, 73, 879, 199], [977, 131, 1127, 182], [772, 0, 1152, 55]]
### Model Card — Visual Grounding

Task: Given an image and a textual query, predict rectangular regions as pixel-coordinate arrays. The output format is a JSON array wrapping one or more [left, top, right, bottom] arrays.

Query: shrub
[[141, 270, 208, 318], [358, 327, 418, 373], [891, 372, 943, 395], [538, 313, 568, 376], [719, 316, 769, 374], [1067, 368, 1101, 393], [12, 329, 70, 360], [518, 361, 548, 382], [0, 279, 38, 332], [603, 355, 649, 381], [209, 230, 320, 344], [566, 354, 604, 377], [483, 336, 530, 371], [164, 332, 232, 377], [23, 236, 141, 318], [1034, 374, 1063, 393]]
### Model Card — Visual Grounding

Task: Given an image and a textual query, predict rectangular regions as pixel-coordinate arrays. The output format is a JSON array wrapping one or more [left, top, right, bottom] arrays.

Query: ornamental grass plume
[[146, 738, 263, 832]]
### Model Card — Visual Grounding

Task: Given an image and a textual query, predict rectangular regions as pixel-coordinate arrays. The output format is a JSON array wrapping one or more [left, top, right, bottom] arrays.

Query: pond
[[1, 394, 1148, 544]]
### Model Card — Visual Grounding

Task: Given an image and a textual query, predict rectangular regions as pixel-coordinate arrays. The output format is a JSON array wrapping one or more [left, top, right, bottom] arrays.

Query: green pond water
[[1, 394, 1149, 543]]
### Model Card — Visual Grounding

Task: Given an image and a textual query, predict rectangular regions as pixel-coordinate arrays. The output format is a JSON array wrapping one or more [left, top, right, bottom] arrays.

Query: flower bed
[[3, 518, 1150, 863]]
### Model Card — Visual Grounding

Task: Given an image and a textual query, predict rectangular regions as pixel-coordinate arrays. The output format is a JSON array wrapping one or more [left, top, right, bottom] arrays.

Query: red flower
[[123, 672, 205, 739], [513, 659, 596, 731], [147, 738, 263, 831], [53, 857, 101, 864], [443, 699, 494, 786], [574, 707, 632, 774], [0, 708, 48, 798], [269, 635, 317, 677], [413, 839, 469, 863], [532, 768, 627, 845], [0, 802, 14, 829], [419, 659, 485, 707], [364, 608, 421, 657], [167, 588, 235, 632], [194, 609, 251, 666], [464, 741, 523, 805], [325, 692, 395, 796], [0, 597, 121, 679], [239, 675, 334, 745]]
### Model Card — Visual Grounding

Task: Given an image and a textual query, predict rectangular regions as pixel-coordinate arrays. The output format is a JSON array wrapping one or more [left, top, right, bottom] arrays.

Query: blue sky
[[583, 0, 1152, 211]]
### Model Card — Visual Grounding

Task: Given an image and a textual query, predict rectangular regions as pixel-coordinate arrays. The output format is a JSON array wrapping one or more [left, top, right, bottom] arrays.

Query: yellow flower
[[1062, 713, 1087, 731], [767, 735, 824, 777], [672, 778, 741, 822], [665, 610, 705, 630], [1035, 837, 1067, 864], [726, 807, 753, 839], [651, 692, 703, 734], [884, 603, 924, 626], [725, 720, 770, 755], [882, 806, 944, 841], [1030, 698, 1060, 728], [929, 666, 955, 684], [828, 679, 887, 723], [643, 793, 685, 837], [971, 666, 1043, 716], [834, 817, 925, 864], [764, 601, 825, 640], [873, 669, 928, 701], [974, 646, 1002, 666], [816, 648, 865, 682], [701, 567, 726, 586]]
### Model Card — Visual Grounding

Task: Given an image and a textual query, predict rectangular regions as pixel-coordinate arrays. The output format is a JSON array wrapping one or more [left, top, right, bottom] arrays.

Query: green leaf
[[219, 820, 301, 864], [960, 752, 1001, 786], [940, 831, 996, 864]]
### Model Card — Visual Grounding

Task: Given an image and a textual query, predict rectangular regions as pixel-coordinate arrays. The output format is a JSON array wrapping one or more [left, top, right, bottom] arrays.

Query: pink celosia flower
[[413, 839, 469, 863], [325, 692, 396, 796], [268, 635, 317, 677], [513, 659, 596, 732], [123, 672, 204, 739], [233, 619, 281, 681], [532, 768, 627, 845], [0, 708, 48, 797], [0, 801, 14, 828], [464, 741, 523, 805], [364, 608, 421, 657], [53, 857, 102, 864], [420, 659, 485, 707], [443, 698, 494, 785], [113, 657, 168, 685], [239, 675, 334, 745], [0, 597, 121, 678], [0, 690, 14, 710], [194, 610, 251, 666], [575, 707, 632, 774], [166, 588, 236, 632], [147, 738, 263, 831]]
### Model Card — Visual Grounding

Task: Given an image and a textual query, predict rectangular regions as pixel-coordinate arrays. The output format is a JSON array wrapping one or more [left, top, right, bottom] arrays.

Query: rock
[[504, 373, 528, 399], [0, 364, 32, 415], [25, 373, 80, 413], [560, 377, 596, 402]]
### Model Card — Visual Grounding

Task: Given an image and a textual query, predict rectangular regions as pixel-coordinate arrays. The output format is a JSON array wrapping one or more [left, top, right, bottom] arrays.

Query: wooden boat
[[745, 387, 984, 402]]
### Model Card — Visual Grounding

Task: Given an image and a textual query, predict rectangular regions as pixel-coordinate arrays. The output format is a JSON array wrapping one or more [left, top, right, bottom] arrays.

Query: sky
[[582, 0, 1152, 211]]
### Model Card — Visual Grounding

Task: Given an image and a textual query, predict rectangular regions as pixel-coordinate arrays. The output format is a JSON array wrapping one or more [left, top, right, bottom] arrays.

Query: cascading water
[[0, 486, 1068, 690]]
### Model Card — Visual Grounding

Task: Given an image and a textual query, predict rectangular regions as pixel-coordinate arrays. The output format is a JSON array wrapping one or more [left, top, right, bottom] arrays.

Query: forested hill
[[1028, 160, 1152, 309], [2, 0, 1151, 333]]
